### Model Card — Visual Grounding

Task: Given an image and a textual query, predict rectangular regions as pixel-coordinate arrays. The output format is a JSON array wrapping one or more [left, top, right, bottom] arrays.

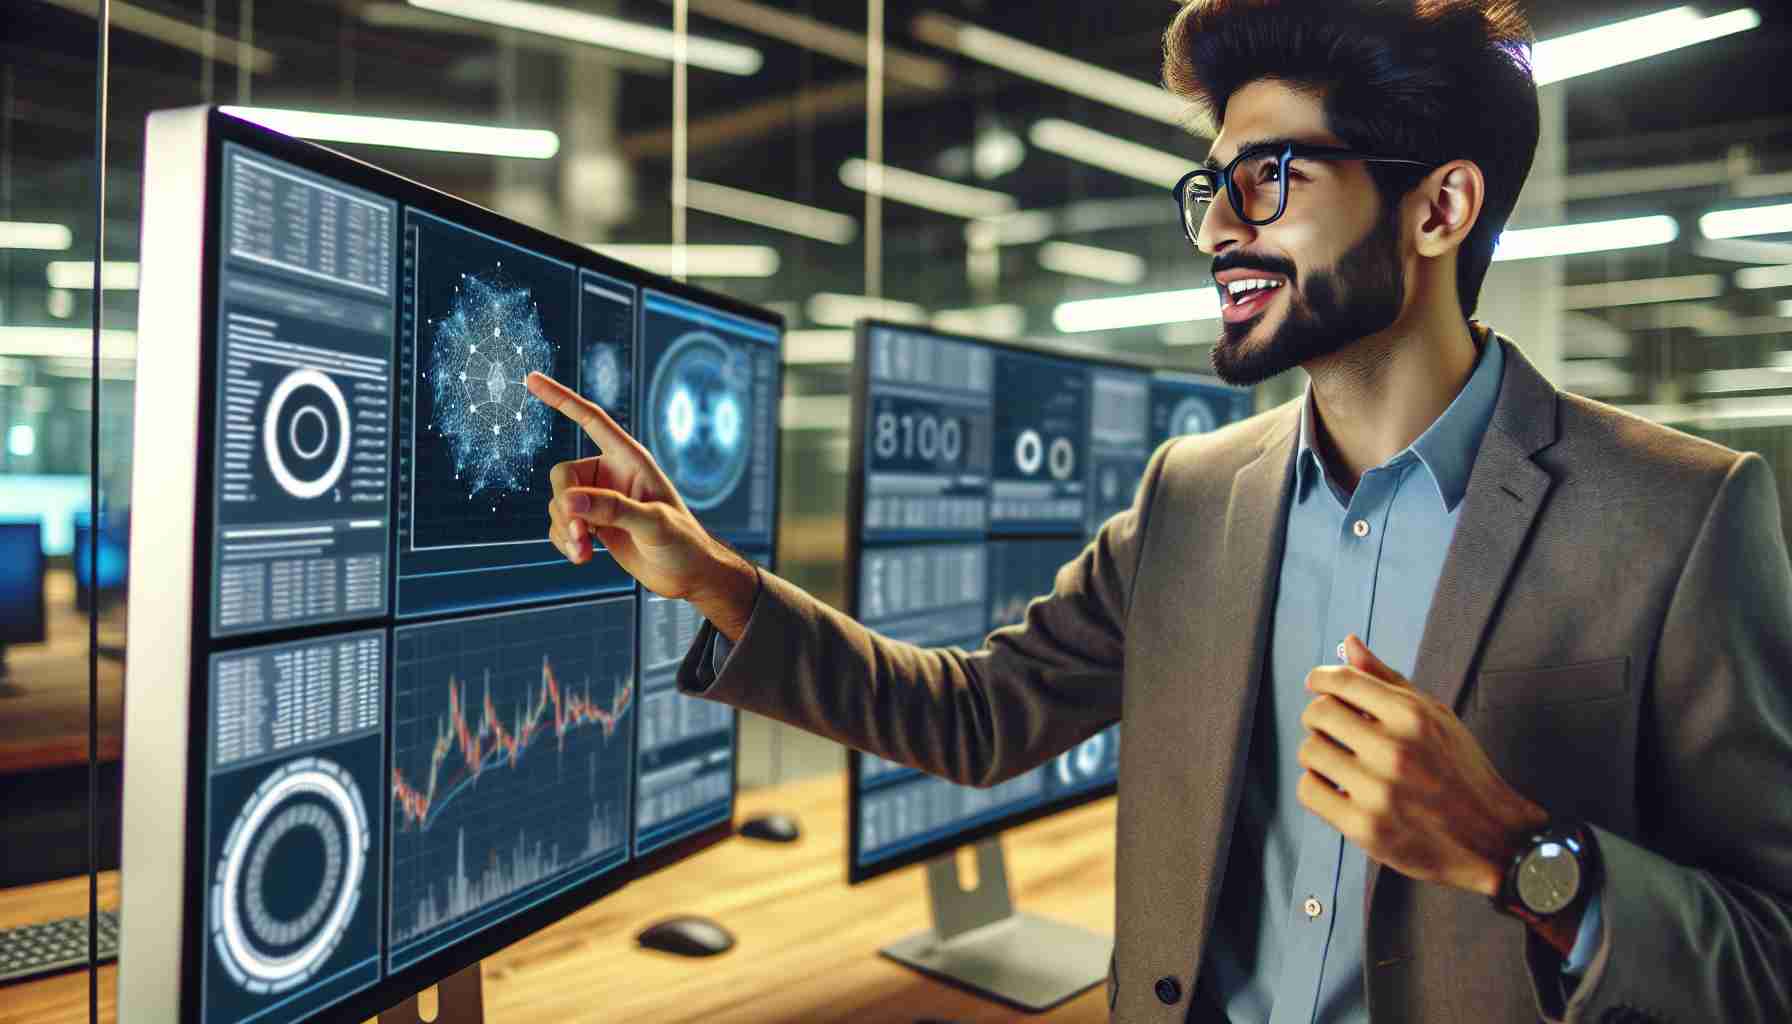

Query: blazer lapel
[[1186, 410, 1300, 939], [1363, 335, 1560, 915]]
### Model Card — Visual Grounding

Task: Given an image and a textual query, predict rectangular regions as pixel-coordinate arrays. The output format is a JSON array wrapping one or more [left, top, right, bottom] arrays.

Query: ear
[[1410, 158, 1484, 260]]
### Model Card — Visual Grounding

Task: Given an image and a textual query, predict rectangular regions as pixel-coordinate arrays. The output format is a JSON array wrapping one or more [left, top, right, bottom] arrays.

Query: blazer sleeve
[[1535, 451, 1792, 1022], [671, 437, 1179, 789]]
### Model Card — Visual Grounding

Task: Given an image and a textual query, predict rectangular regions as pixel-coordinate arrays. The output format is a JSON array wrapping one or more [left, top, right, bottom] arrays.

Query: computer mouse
[[739, 812, 801, 843], [635, 915, 735, 957]]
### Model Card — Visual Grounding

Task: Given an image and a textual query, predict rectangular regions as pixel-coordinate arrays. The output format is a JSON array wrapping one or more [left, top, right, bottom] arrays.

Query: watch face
[[1516, 841, 1582, 915]]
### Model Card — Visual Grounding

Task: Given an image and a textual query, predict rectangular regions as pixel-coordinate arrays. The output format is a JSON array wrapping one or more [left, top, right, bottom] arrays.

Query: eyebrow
[[1200, 136, 1315, 172]]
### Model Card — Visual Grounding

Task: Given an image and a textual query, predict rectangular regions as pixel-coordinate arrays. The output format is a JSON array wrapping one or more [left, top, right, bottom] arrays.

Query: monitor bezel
[[843, 318, 1178, 887], [137, 106, 774, 1024]]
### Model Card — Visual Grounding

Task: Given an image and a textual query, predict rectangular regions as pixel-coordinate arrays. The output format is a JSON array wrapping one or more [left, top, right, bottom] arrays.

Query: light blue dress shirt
[[699, 332, 1600, 1019]]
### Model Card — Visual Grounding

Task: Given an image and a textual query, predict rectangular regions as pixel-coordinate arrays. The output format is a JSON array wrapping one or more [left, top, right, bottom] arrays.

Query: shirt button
[[1352, 518, 1370, 538], [1155, 976, 1183, 1005], [1336, 641, 1348, 662], [1304, 896, 1324, 919]]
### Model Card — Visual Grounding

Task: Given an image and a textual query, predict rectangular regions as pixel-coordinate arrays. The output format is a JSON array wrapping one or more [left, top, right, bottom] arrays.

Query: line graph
[[391, 655, 632, 831], [387, 597, 636, 971]]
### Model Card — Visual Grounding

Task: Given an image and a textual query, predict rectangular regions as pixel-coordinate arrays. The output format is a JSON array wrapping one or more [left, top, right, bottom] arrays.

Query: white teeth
[[1225, 278, 1284, 298]]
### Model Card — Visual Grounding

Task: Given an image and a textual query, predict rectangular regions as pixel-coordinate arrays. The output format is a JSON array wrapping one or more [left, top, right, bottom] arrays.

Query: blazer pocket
[[1472, 656, 1635, 827], [1474, 655, 1630, 710]]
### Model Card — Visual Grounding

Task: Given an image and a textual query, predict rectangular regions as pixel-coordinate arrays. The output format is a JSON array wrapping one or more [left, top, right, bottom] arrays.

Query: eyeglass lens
[[1183, 151, 1286, 236]]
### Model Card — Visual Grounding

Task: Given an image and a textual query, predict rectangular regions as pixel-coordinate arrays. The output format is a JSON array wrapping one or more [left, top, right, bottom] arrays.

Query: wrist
[[690, 538, 758, 643]]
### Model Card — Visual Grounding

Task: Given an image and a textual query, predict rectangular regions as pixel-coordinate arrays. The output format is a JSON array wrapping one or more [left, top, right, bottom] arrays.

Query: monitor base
[[378, 963, 485, 1024], [879, 838, 1109, 1013]]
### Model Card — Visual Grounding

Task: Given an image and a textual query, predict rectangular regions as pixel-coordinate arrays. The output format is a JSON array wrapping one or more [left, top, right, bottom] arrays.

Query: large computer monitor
[[0, 520, 47, 679], [123, 107, 780, 1024], [844, 320, 1250, 1010]]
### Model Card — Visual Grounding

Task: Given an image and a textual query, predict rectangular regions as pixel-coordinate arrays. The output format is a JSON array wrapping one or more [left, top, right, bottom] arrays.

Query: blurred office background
[[1, 0, 1788, 889]]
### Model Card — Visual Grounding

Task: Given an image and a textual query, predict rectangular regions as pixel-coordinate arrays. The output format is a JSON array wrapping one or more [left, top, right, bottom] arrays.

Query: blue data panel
[[202, 631, 386, 1024], [394, 211, 634, 616], [638, 291, 778, 548], [860, 325, 995, 543], [989, 350, 1090, 536], [386, 598, 635, 973], [211, 144, 397, 638], [1085, 368, 1152, 537], [1149, 372, 1254, 448], [632, 564, 756, 856]]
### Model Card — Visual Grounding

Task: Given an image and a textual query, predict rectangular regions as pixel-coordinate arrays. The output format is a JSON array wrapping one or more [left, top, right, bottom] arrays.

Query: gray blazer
[[677, 335, 1792, 1023]]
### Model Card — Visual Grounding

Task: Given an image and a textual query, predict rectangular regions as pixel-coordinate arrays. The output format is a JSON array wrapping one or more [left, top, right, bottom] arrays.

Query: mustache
[[1211, 252, 1298, 285]]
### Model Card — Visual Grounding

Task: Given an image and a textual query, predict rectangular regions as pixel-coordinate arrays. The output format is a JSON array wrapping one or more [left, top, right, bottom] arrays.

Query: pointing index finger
[[527, 371, 613, 453]]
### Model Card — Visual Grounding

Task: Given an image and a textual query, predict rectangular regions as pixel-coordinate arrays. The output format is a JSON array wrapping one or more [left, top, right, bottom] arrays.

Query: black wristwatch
[[1491, 820, 1601, 924]]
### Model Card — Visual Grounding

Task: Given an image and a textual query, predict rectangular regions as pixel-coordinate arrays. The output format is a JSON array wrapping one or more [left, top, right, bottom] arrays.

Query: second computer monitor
[[845, 320, 1251, 884]]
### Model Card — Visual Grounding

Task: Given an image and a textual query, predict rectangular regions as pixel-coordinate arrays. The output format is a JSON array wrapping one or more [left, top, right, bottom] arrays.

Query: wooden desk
[[1, 772, 1118, 1023]]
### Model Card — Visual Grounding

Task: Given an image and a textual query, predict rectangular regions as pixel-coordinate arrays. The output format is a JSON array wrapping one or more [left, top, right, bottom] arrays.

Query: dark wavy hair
[[1162, 0, 1538, 320]]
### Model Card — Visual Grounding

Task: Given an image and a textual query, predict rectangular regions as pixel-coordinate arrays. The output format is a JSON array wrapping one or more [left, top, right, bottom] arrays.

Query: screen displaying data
[[211, 144, 396, 638], [859, 325, 994, 543], [394, 212, 635, 617], [849, 324, 1249, 878], [204, 632, 385, 1024], [1150, 372, 1253, 447], [633, 584, 742, 856], [387, 599, 635, 971], [637, 291, 778, 548], [159, 116, 778, 1024]]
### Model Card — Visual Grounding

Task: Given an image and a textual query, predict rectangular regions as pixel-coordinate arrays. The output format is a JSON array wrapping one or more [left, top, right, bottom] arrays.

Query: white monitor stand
[[879, 836, 1111, 1013]]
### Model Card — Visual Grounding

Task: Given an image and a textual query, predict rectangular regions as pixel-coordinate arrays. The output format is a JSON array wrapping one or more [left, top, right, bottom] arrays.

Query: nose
[[1194, 189, 1252, 257]]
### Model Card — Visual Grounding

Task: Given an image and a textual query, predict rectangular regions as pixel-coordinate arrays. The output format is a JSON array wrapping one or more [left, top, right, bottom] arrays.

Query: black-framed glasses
[[1173, 142, 1441, 240]]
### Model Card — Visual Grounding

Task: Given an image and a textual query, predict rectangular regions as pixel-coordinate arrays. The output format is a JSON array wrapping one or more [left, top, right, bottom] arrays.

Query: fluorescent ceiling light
[[0, 222, 73, 250], [965, 211, 1055, 249], [37, 0, 275, 72], [1054, 288, 1222, 333], [1781, 300, 1792, 319], [1532, 6, 1760, 86], [673, 0, 950, 90], [1558, 359, 1635, 397], [1696, 365, 1792, 395], [1029, 119, 1187, 189], [0, 326, 137, 360], [807, 293, 927, 327], [1492, 215, 1678, 262], [408, 0, 762, 75], [839, 159, 1016, 219], [1559, 274, 1724, 310], [587, 244, 779, 278], [222, 106, 559, 159], [1700, 202, 1792, 240], [46, 261, 139, 290], [933, 304, 1025, 338], [912, 13, 1187, 125], [685, 180, 857, 244], [783, 330, 855, 365], [1696, 238, 1792, 265], [1038, 241, 1147, 285]]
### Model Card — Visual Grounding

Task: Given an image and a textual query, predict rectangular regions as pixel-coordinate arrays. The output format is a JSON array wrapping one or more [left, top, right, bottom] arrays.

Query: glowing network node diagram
[[426, 264, 557, 500]]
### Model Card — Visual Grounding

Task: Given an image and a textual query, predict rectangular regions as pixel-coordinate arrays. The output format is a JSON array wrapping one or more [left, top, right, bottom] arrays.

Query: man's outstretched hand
[[526, 371, 758, 641]]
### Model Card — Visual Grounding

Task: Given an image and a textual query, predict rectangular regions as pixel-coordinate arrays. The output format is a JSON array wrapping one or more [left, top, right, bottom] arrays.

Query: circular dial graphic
[[646, 332, 753, 511], [211, 756, 369, 995], [1056, 732, 1110, 786], [262, 368, 352, 500], [1168, 396, 1217, 437], [427, 266, 557, 498]]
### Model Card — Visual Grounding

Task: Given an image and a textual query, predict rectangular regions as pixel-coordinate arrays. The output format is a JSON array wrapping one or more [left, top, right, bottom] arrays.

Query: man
[[527, 1, 1792, 1020]]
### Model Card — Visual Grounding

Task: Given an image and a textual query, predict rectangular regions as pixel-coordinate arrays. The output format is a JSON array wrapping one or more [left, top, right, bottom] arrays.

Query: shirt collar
[[1294, 325, 1505, 511]]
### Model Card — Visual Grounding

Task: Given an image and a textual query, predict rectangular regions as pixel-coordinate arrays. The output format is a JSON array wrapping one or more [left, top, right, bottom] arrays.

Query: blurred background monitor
[[71, 509, 128, 615], [0, 476, 88, 557], [844, 319, 1252, 1012], [0, 521, 48, 680], [122, 107, 779, 1024]]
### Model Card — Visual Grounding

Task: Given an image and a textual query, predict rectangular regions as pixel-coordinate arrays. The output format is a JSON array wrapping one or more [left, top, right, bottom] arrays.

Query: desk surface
[[0, 771, 1117, 1023]]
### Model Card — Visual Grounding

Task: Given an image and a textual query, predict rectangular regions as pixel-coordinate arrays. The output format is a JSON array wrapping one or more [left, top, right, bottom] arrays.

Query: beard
[[1209, 208, 1406, 386]]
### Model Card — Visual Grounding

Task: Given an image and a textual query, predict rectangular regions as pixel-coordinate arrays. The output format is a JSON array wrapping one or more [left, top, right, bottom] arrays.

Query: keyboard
[[0, 910, 119, 984]]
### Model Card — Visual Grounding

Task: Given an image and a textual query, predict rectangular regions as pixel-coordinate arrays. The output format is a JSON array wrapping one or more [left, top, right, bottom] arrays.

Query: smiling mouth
[[1218, 278, 1288, 321]]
